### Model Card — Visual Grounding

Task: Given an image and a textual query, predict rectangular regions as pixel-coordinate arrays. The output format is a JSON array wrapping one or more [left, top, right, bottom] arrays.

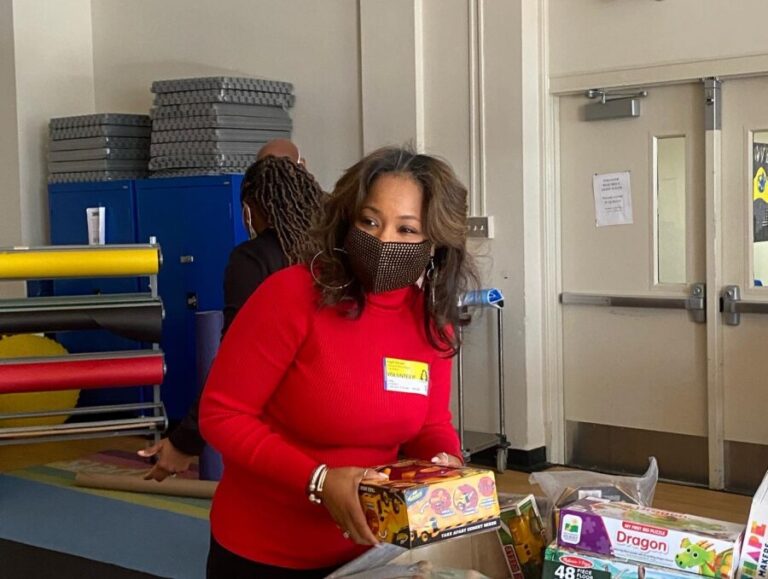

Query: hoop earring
[[310, 248, 353, 290], [425, 257, 436, 282], [425, 257, 437, 308]]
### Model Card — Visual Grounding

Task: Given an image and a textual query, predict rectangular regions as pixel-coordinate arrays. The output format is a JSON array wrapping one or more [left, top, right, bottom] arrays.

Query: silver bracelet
[[307, 464, 328, 504]]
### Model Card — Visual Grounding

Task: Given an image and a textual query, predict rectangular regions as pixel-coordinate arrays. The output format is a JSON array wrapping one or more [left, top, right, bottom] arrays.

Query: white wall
[[90, 0, 362, 192]]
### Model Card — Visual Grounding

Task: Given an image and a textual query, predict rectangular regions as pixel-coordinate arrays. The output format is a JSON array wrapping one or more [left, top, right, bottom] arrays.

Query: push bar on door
[[560, 283, 706, 323], [721, 285, 768, 325]]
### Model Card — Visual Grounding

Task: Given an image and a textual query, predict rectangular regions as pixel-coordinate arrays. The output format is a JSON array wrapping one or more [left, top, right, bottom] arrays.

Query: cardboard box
[[329, 531, 510, 578], [497, 494, 547, 579], [359, 460, 501, 548], [544, 542, 711, 579], [737, 470, 768, 579], [557, 499, 744, 579]]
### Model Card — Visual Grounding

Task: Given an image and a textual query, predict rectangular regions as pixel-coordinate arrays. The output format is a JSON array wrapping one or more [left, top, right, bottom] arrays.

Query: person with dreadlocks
[[139, 140, 325, 482], [200, 146, 479, 577]]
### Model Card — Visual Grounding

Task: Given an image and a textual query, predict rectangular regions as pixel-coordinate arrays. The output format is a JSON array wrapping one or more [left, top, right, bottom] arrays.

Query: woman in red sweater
[[200, 146, 478, 578]]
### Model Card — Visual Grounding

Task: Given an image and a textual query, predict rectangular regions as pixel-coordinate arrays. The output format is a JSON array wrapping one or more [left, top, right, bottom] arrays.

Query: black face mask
[[344, 227, 431, 294]]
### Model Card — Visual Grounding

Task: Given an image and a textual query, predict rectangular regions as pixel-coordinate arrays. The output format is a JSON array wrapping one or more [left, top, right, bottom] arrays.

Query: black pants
[[207, 535, 340, 579]]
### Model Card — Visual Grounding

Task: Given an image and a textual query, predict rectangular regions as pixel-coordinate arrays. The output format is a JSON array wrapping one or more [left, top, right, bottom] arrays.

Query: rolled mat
[[0, 244, 160, 280], [0, 294, 163, 342], [0, 335, 78, 427], [195, 311, 224, 481], [0, 351, 164, 394], [74, 472, 217, 498]]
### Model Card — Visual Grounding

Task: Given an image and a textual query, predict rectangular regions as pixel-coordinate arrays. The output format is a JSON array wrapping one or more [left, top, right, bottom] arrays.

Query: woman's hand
[[430, 452, 463, 467], [321, 466, 388, 545], [138, 439, 195, 481]]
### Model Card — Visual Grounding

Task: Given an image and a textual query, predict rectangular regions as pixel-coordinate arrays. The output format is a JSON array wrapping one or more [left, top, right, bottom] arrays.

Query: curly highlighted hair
[[241, 156, 325, 264], [309, 146, 479, 355]]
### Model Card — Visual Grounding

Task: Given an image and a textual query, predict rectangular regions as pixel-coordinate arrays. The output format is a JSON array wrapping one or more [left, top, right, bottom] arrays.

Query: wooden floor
[[0, 436, 753, 525]]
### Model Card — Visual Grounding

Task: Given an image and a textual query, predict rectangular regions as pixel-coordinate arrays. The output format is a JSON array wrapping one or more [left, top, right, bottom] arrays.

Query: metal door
[[557, 83, 710, 484], [719, 76, 768, 492]]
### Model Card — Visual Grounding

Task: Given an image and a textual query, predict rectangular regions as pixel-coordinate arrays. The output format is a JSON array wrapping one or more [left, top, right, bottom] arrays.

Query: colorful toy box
[[558, 499, 744, 579], [497, 494, 548, 579], [737, 470, 768, 579], [359, 460, 501, 548], [544, 543, 715, 579]]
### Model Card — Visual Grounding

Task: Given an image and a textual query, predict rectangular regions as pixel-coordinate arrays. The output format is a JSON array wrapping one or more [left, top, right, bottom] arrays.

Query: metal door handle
[[560, 283, 706, 323], [721, 285, 768, 325], [179, 255, 194, 264]]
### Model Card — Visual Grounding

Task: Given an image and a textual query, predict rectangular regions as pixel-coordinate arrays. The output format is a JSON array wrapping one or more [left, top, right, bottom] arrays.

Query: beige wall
[[90, 0, 362, 192], [1, 0, 546, 452], [13, 0, 95, 245], [92, 0, 546, 450], [421, 0, 545, 449], [0, 0, 22, 250], [549, 0, 768, 92], [1, 0, 94, 298]]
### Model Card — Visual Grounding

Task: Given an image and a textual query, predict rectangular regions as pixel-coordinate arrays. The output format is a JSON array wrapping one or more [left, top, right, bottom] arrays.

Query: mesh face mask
[[344, 227, 431, 293]]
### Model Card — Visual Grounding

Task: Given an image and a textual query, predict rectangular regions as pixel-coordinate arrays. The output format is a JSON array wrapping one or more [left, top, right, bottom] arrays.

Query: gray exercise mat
[[151, 76, 293, 95], [150, 141, 265, 157], [48, 137, 150, 151], [49, 114, 151, 130], [49, 148, 150, 162], [153, 89, 294, 108], [48, 170, 149, 184], [151, 116, 292, 132], [149, 154, 255, 170], [48, 159, 149, 173], [150, 168, 245, 178], [151, 128, 288, 144], [50, 126, 152, 140], [151, 103, 290, 120]]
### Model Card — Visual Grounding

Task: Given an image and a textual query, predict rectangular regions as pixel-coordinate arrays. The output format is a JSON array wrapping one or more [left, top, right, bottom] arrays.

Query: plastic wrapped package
[[529, 457, 659, 538]]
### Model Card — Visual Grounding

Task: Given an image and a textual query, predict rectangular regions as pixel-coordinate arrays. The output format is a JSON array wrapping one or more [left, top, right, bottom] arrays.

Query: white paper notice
[[86, 207, 106, 245], [593, 171, 633, 227]]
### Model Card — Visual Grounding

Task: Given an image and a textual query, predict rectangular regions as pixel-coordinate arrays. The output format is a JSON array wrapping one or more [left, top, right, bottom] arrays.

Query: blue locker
[[48, 176, 247, 421], [136, 175, 247, 419], [47, 180, 148, 408]]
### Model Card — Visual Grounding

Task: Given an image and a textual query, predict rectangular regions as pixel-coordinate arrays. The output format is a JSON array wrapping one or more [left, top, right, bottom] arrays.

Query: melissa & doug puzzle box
[[544, 543, 719, 579], [557, 499, 744, 579]]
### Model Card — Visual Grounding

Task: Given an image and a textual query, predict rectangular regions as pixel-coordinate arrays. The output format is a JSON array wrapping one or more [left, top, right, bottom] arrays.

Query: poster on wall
[[593, 171, 633, 227], [754, 143, 768, 242]]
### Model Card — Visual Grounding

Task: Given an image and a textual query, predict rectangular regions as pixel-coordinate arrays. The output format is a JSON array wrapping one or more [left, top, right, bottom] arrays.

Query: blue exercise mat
[[0, 474, 209, 578]]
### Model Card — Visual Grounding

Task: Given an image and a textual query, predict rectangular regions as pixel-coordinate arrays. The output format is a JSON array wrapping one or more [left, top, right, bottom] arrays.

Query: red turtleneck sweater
[[199, 265, 460, 569]]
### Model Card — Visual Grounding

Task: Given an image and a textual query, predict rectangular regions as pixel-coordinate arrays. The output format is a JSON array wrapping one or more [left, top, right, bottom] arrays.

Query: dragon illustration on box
[[675, 538, 734, 579]]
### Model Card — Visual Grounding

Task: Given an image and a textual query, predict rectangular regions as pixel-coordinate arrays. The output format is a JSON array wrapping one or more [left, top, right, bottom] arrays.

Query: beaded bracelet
[[307, 464, 328, 504]]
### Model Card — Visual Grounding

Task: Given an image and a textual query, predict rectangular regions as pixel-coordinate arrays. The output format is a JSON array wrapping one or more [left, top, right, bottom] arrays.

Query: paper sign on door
[[593, 171, 633, 227]]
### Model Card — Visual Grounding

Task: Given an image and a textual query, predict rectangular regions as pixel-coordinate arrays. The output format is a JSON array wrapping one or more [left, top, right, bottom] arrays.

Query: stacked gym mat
[[149, 76, 294, 177], [48, 114, 151, 184]]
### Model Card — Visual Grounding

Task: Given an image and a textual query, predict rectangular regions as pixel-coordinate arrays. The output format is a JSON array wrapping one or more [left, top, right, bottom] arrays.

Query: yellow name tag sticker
[[383, 358, 430, 396]]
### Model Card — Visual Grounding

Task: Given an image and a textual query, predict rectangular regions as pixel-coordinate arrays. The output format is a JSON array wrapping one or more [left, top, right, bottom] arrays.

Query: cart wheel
[[496, 447, 508, 473]]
